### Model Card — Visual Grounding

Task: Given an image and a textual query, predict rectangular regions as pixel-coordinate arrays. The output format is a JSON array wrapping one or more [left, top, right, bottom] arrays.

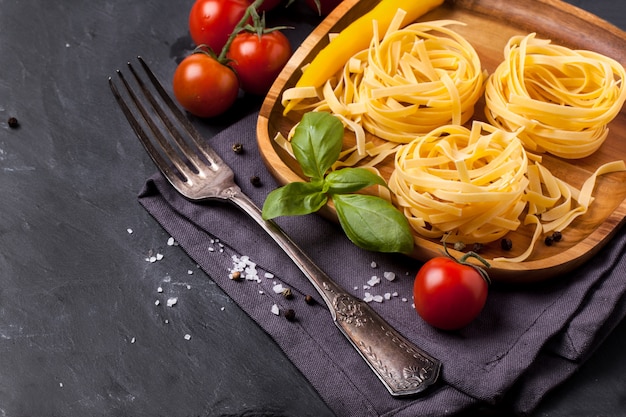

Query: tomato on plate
[[227, 30, 292, 95], [413, 251, 490, 331], [189, 0, 251, 53], [172, 51, 240, 118]]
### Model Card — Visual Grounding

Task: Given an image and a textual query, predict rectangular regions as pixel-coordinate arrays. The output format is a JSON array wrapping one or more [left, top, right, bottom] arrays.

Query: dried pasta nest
[[485, 33, 626, 159], [389, 122, 529, 244]]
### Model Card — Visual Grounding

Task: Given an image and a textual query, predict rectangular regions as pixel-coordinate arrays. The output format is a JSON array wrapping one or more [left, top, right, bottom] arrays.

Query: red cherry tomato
[[413, 255, 489, 330], [172, 52, 240, 118], [188, 0, 251, 53], [305, 0, 343, 16], [227, 30, 292, 95]]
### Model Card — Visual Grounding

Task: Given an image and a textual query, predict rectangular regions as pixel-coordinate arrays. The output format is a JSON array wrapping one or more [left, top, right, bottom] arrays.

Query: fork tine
[[135, 56, 224, 172], [109, 72, 185, 188], [110, 68, 193, 186], [125, 60, 213, 175]]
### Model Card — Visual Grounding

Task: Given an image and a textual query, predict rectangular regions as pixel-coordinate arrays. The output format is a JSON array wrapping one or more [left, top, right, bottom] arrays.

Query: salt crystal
[[384, 293, 391, 300], [155, 253, 164, 261], [272, 283, 284, 293], [370, 261, 377, 268], [59, 382, 63, 388], [264, 272, 274, 279], [367, 276, 380, 286], [372, 295, 384, 303], [155, 300, 160, 306], [126, 228, 133, 234], [363, 292, 374, 302], [392, 292, 398, 297], [186, 285, 191, 290], [184, 334, 191, 341], [187, 270, 193, 275], [220, 307, 225, 311], [383, 271, 396, 281], [157, 287, 163, 293], [208, 247, 215, 252], [271, 304, 280, 315], [148, 256, 157, 263], [167, 237, 175, 246], [166, 297, 178, 307], [402, 298, 408, 302], [130, 337, 136, 344]]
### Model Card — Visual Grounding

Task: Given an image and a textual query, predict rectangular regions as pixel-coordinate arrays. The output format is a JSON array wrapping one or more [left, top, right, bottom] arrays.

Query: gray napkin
[[138, 111, 626, 416]]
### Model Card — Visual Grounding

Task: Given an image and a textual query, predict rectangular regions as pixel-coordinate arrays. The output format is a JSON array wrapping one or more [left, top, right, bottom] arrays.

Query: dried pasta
[[389, 121, 626, 262], [281, 18, 487, 164], [389, 122, 529, 244], [485, 33, 626, 159]]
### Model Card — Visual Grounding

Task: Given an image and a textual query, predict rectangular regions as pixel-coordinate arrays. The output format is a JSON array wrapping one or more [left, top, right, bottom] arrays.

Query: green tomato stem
[[217, 0, 266, 62]]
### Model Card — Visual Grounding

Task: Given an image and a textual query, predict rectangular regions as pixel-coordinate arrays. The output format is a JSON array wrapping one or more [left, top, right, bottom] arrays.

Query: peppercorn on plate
[[257, 0, 626, 282]]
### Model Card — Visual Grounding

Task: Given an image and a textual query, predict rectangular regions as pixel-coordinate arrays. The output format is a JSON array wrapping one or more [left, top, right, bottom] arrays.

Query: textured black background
[[0, 1, 624, 416]]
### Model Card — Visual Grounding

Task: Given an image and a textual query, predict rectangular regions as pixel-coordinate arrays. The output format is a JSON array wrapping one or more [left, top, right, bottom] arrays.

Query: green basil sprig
[[262, 112, 414, 254]]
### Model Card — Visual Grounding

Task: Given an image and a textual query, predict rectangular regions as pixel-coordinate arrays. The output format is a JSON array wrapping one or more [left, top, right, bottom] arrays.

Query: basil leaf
[[291, 112, 344, 181], [325, 168, 387, 194], [333, 194, 414, 253], [262, 181, 327, 220]]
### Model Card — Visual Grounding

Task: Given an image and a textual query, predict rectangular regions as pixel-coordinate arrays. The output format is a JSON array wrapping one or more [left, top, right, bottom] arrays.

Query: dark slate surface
[[0, 0, 623, 416]]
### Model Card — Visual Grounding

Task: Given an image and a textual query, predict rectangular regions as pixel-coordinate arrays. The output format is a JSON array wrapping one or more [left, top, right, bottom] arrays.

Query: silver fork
[[109, 56, 441, 397]]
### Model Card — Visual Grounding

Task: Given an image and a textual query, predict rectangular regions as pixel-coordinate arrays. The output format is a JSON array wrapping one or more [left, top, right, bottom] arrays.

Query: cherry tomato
[[172, 52, 240, 118], [305, 0, 343, 16], [413, 255, 489, 330], [189, 0, 251, 53], [227, 30, 292, 95]]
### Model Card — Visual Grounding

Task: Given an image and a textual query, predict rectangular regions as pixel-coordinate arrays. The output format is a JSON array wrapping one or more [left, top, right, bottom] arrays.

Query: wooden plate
[[256, 0, 626, 283]]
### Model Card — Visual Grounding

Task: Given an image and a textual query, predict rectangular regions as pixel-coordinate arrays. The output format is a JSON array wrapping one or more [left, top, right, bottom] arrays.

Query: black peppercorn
[[232, 143, 243, 154], [304, 295, 316, 305], [250, 175, 262, 187], [544, 235, 554, 246], [552, 231, 562, 242], [501, 238, 513, 251], [7, 117, 19, 128], [284, 309, 296, 321]]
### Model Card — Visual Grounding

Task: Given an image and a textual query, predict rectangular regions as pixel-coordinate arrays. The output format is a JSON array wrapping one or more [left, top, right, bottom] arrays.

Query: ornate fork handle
[[230, 189, 441, 396]]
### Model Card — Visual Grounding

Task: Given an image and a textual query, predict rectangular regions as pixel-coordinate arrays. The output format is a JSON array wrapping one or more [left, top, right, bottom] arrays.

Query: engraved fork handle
[[229, 190, 441, 396]]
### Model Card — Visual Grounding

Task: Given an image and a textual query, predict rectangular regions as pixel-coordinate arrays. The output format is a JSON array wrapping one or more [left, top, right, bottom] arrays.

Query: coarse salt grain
[[383, 271, 396, 281], [130, 337, 136, 344], [264, 272, 274, 279], [271, 304, 280, 315], [367, 276, 381, 286], [370, 261, 377, 268], [184, 334, 191, 340], [157, 287, 163, 293], [167, 237, 175, 246], [363, 293, 374, 302], [166, 297, 178, 307], [372, 295, 384, 303], [127, 228, 133, 234], [272, 283, 284, 293], [155, 300, 160, 306]]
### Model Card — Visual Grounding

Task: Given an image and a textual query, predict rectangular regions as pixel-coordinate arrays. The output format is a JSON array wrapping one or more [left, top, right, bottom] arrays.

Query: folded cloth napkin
[[138, 111, 626, 416]]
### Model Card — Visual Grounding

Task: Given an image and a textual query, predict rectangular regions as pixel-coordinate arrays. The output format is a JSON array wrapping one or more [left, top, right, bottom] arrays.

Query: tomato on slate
[[227, 30, 292, 95], [189, 0, 251, 53], [413, 252, 490, 331], [172, 51, 240, 118]]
